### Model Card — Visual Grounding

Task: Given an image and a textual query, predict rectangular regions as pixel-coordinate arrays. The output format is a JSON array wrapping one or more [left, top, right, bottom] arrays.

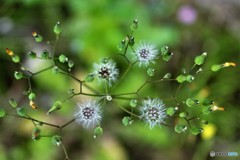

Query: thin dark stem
[[61, 118, 75, 129], [31, 65, 54, 77], [6, 114, 60, 128], [61, 140, 70, 160]]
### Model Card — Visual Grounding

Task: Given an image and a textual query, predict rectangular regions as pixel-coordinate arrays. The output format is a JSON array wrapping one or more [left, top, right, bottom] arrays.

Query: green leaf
[[166, 107, 175, 116], [12, 55, 20, 63], [58, 54, 67, 63], [51, 135, 61, 146], [47, 101, 62, 115], [190, 126, 203, 135], [175, 124, 187, 133], [32, 127, 41, 141], [94, 126, 103, 138], [122, 117, 132, 126], [186, 75, 194, 83], [147, 68, 155, 77], [179, 112, 188, 118], [28, 92, 36, 100], [53, 22, 61, 35], [163, 73, 171, 79], [9, 98, 18, 108], [176, 75, 186, 83], [202, 106, 212, 115], [194, 52, 207, 65], [84, 74, 94, 83], [0, 108, 6, 118], [16, 108, 27, 117], [27, 51, 37, 59], [186, 98, 199, 107], [41, 50, 50, 59], [129, 99, 137, 108]]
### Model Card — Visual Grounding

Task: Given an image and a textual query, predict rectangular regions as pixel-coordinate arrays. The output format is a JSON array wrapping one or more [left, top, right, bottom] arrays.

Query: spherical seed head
[[140, 98, 167, 129], [93, 59, 119, 85], [74, 100, 102, 129], [134, 42, 158, 67]]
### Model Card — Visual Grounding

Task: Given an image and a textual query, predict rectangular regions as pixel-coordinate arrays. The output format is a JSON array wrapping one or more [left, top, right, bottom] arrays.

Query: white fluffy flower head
[[140, 98, 167, 129], [74, 100, 102, 129], [134, 42, 158, 67], [93, 58, 119, 85]]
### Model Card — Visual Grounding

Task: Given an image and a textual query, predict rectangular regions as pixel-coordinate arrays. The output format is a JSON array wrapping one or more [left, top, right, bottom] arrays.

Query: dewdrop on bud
[[54, 21, 62, 35]]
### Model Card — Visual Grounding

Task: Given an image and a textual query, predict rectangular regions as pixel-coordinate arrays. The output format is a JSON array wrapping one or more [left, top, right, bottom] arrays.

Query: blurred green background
[[0, 0, 240, 160]]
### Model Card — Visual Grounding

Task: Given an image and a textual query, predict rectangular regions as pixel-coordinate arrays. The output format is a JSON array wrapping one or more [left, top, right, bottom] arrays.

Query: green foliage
[[190, 126, 203, 135], [122, 117, 132, 126], [51, 135, 61, 146], [14, 71, 23, 80], [28, 92, 36, 100], [166, 107, 175, 116], [194, 52, 207, 65], [0, 108, 6, 118], [186, 98, 199, 107], [16, 108, 27, 117], [147, 68, 155, 77], [47, 101, 62, 115], [53, 22, 62, 35], [174, 124, 187, 133], [12, 55, 20, 63], [129, 99, 137, 108], [94, 126, 103, 138], [176, 75, 186, 83]]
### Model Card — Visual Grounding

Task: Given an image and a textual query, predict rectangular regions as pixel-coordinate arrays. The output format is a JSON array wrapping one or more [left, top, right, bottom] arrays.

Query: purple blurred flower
[[177, 5, 197, 25]]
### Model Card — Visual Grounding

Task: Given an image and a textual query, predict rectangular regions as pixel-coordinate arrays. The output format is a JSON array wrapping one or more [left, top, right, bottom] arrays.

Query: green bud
[[186, 75, 194, 82], [161, 46, 173, 61], [122, 116, 133, 126], [147, 68, 155, 77], [53, 22, 61, 35], [16, 107, 27, 117], [175, 124, 187, 133], [166, 107, 175, 116], [51, 135, 61, 146], [27, 51, 37, 59], [9, 98, 18, 108], [32, 127, 41, 141], [41, 50, 50, 59], [129, 99, 137, 108], [84, 74, 94, 83], [202, 106, 212, 115], [117, 40, 126, 52], [129, 36, 135, 46], [179, 112, 188, 118], [12, 55, 20, 63], [194, 52, 207, 65], [32, 32, 43, 42], [59, 54, 67, 63], [130, 19, 138, 31], [47, 101, 62, 115], [68, 60, 74, 68], [28, 92, 36, 100], [52, 66, 59, 74], [202, 99, 214, 106], [14, 71, 23, 80], [0, 108, 6, 118], [94, 127, 103, 138], [176, 75, 186, 83], [211, 64, 222, 72], [190, 126, 203, 135], [186, 98, 199, 107], [163, 73, 171, 79]]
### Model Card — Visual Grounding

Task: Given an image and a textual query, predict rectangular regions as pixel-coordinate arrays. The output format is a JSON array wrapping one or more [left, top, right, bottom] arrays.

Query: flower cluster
[[93, 58, 119, 85], [74, 100, 102, 129], [139, 98, 167, 129], [133, 42, 158, 67]]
